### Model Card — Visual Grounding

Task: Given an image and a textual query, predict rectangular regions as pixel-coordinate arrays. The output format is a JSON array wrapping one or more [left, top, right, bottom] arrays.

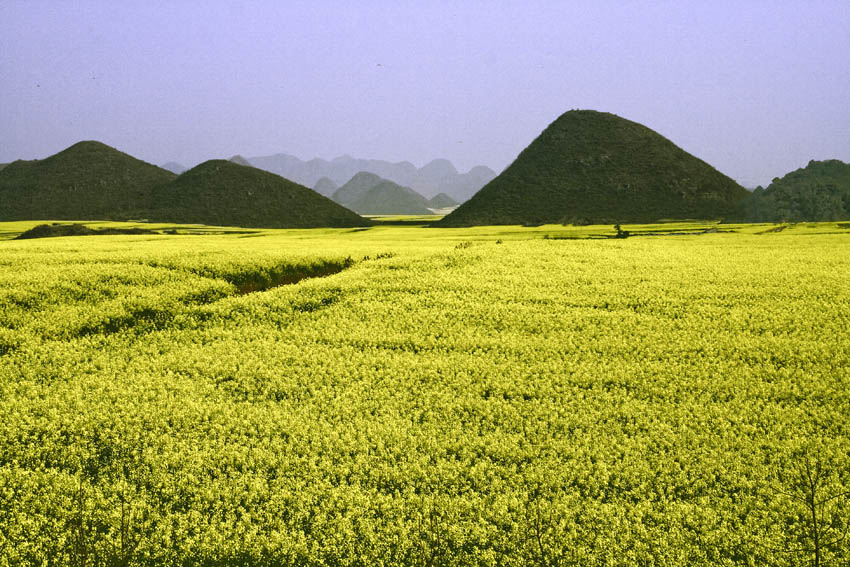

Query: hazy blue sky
[[2, 0, 848, 187]]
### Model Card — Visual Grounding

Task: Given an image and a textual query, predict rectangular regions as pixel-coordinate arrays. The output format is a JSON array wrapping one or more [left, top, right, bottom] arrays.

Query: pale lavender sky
[[1, 0, 848, 187]]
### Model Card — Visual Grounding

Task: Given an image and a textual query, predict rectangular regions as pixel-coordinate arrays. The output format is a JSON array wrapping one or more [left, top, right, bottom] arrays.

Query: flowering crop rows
[[1, 224, 848, 566]]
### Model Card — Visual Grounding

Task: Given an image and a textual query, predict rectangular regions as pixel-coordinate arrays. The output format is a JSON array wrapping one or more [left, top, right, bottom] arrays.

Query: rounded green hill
[[150, 160, 371, 228], [0, 141, 175, 221], [332, 172, 386, 205], [428, 192, 459, 209], [333, 171, 432, 215], [438, 110, 749, 226], [348, 181, 432, 215]]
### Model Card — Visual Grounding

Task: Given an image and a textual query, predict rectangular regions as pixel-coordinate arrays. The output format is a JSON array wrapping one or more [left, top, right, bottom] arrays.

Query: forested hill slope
[[149, 160, 372, 228], [438, 110, 748, 226], [736, 159, 850, 222], [0, 141, 175, 221]]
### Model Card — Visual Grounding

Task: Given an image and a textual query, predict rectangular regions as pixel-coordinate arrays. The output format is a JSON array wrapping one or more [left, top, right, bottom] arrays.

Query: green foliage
[[614, 224, 630, 238], [15, 223, 158, 239], [148, 160, 371, 228], [761, 446, 850, 567], [0, 143, 372, 229], [439, 110, 749, 226], [1, 223, 849, 565], [735, 160, 850, 222], [0, 141, 175, 222]]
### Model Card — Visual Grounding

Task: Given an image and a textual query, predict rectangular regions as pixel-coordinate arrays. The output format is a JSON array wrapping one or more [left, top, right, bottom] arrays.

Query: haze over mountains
[[331, 172, 432, 215], [312, 177, 338, 198], [161, 162, 187, 175], [248, 153, 496, 202], [0, 142, 369, 228], [347, 183, 432, 216], [228, 155, 253, 167], [2, 109, 847, 228], [427, 193, 459, 209]]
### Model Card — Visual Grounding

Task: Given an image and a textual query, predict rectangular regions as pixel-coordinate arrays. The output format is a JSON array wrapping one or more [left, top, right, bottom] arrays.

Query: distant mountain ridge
[[247, 153, 496, 202], [332, 172, 387, 205], [332, 172, 432, 215], [428, 193, 459, 209], [0, 141, 370, 228], [228, 155, 252, 167], [348, 182, 432, 215], [312, 177, 338, 197]]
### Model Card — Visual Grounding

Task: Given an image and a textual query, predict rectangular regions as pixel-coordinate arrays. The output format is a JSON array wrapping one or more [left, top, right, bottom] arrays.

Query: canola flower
[[0, 222, 848, 566]]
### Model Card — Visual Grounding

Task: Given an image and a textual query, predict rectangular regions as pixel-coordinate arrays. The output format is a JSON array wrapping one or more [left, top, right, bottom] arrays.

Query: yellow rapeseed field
[[1, 221, 848, 566]]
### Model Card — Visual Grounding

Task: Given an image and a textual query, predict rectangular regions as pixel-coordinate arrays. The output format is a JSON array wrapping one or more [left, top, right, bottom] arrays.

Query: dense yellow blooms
[[0, 222, 848, 565]]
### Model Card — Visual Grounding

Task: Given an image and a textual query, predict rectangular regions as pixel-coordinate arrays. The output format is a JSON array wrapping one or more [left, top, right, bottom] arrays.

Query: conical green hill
[[348, 181, 432, 215], [332, 172, 385, 205], [0, 141, 175, 221], [438, 110, 748, 226], [150, 160, 371, 228], [428, 192, 459, 208]]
